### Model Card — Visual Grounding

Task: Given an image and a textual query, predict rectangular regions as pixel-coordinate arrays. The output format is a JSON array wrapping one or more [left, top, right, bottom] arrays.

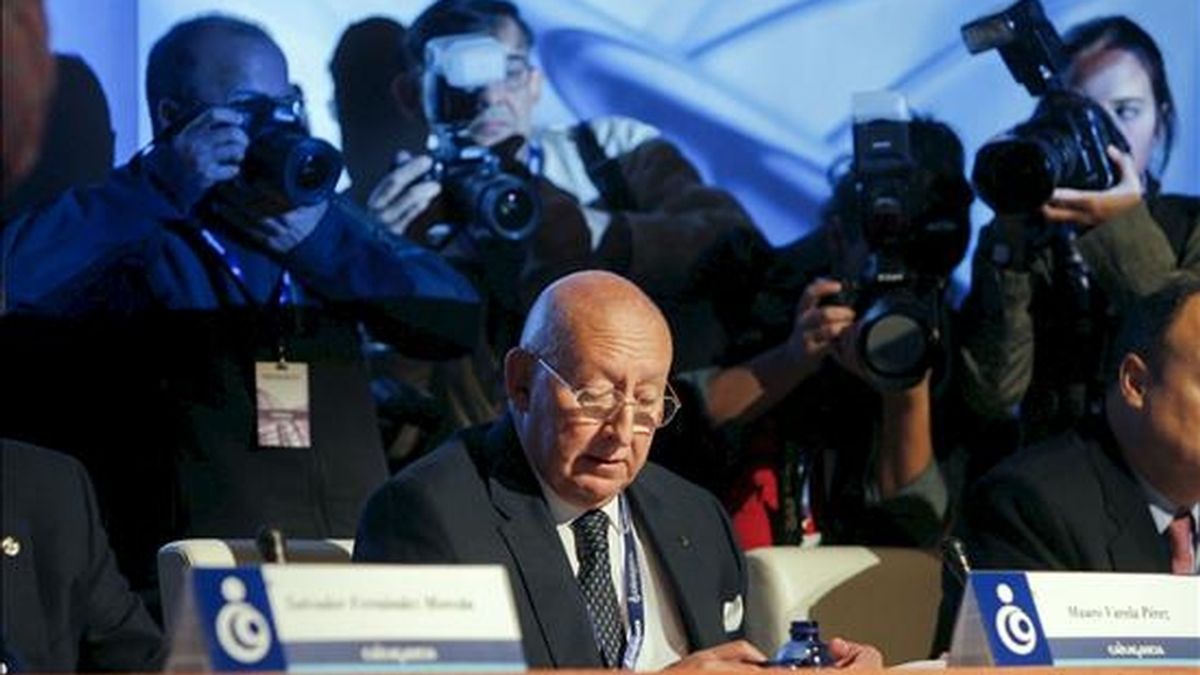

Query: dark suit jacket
[[933, 418, 1170, 653], [354, 415, 746, 668], [964, 418, 1170, 572], [1, 440, 165, 672]]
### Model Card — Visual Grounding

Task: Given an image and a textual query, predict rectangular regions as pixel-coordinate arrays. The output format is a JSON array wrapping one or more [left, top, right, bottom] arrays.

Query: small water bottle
[[772, 620, 833, 668]]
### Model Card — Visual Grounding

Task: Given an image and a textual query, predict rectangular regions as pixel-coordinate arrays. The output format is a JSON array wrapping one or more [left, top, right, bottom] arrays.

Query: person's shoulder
[[387, 427, 483, 485], [585, 116, 661, 155], [637, 461, 722, 507], [976, 428, 1102, 501], [1, 439, 85, 485]]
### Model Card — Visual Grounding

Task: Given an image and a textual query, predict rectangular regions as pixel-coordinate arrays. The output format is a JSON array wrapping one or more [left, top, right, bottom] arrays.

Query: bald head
[[506, 271, 674, 509], [518, 271, 673, 368]]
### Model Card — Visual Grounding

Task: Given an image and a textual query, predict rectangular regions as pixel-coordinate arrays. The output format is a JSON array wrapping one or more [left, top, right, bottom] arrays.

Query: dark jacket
[[932, 416, 1170, 653], [1, 440, 166, 672], [0, 158, 481, 589], [354, 415, 746, 668]]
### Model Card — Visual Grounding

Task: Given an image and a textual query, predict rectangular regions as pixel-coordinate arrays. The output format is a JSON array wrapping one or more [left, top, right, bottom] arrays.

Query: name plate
[[167, 565, 526, 672], [949, 571, 1199, 667]]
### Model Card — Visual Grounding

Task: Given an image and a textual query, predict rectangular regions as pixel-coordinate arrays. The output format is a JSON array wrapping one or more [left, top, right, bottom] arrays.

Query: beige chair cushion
[[745, 546, 941, 665]]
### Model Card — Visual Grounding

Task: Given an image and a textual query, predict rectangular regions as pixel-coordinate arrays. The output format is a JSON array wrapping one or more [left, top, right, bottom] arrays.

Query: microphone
[[941, 536, 972, 586], [256, 526, 289, 563]]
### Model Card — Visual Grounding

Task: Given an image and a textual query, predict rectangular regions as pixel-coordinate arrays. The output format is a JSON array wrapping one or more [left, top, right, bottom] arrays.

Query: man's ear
[[1118, 352, 1152, 410], [156, 98, 183, 132], [504, 347, 535, 412]]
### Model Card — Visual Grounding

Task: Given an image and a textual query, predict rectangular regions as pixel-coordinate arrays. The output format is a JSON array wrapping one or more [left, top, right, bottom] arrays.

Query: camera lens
[[488, 187, 537, 239], [973, 137, 1057, 213], [863, 313, 927, 377]]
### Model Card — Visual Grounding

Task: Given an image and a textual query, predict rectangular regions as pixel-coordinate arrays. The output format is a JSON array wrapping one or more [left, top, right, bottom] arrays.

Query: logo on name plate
[[215, 576, 274, 663], [193, 568, 286, 671], [993, 583, 1037, 655], [971, 572, 1052, 666]]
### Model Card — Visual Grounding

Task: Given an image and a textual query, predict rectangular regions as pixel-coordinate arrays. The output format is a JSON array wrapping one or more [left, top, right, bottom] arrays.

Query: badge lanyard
[[619, 494, 646, 670], [197, 228, 297, 360]]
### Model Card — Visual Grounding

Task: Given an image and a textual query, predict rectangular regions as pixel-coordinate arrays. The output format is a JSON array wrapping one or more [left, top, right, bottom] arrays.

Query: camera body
[[825, 92, 971, 391], [421, 34, 540, 241], [962, 0, 1129, 214], [228, 94, 343, 209]]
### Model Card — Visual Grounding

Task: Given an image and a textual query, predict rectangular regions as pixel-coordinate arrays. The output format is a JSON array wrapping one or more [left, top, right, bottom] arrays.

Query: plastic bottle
[[772, 620, 833, 668]]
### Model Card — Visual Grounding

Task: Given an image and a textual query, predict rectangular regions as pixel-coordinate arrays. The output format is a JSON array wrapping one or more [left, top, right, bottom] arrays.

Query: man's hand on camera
[[210, 196, 328, 255], [367, 151, 442, 236], [786, 278, 856, 377], [146, 107, 249, 208], [1042, 145, 1143, 226]]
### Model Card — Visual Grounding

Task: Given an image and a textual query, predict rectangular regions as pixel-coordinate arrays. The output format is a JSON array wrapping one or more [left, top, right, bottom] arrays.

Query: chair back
[[745, 546, 941, 665], [157, 538, 354, 632]]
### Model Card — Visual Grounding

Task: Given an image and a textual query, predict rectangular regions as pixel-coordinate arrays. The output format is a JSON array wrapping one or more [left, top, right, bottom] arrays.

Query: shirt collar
[[1134, 470, 1200, 536], [533, 469, 621, 529]]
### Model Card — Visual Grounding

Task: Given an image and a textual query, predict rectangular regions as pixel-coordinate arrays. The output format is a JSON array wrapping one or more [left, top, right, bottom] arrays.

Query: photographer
[[363, 0, 761, 463], [1, 15, 479, 595], [684, 116, 970, 548], [369, 0, 758, 369], [960, 15, 1199, 450]]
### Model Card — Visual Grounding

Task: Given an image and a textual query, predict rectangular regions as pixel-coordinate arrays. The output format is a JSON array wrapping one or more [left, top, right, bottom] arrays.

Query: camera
[[825, 92, 971, 391], [962, 0, 1129, 214], [229, 93, 343, 209], [421, 34, 540, 241]]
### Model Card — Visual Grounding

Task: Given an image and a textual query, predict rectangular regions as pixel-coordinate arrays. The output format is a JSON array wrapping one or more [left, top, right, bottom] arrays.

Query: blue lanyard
[[197, 228, 294, 306], [618, 494, 645, 670], [526, 140, 544, 178]]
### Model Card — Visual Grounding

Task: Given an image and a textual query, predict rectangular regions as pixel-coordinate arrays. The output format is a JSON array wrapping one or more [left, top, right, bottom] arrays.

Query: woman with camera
[[960, 16, 1199, 453]]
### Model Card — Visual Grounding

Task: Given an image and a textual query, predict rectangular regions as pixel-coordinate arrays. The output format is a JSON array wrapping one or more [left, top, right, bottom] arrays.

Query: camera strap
[[571, 121, 638, 211]]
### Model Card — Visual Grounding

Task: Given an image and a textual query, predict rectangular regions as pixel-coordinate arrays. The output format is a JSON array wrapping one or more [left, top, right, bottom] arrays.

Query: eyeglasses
[[536, 356, 681, 433], [502, 54, 533, 90]]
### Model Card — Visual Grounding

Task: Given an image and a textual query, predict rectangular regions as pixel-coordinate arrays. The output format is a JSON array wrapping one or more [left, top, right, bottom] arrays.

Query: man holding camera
[[1, 15, 479, 594], [363, 0, 762, 467]]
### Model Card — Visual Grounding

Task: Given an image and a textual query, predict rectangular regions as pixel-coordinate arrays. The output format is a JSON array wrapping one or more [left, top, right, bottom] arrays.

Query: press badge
[[255, 361, 311, 448]]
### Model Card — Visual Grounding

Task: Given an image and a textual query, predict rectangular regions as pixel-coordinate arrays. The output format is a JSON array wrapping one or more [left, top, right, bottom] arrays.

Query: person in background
[[361, 0, 768, 473], [0, 14, 479, 599], [960, 16, 1199, 467]]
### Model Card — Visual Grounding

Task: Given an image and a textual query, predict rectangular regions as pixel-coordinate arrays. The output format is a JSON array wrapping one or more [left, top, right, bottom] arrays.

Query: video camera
[[962, 0, 1129, 214], [422, 34, 540, 242], [825, 92, 971, 391]]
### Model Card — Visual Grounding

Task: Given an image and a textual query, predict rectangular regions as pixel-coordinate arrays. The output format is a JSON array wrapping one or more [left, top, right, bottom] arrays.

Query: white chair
[[157, 538, 354, 633], [745, 546, 942, 666]]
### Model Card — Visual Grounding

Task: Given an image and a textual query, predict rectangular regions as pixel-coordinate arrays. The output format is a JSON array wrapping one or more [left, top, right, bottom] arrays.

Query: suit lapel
[[1088, 430, 1171, 572], [483, 419, 602, 668], [627, 471, 716, 649]]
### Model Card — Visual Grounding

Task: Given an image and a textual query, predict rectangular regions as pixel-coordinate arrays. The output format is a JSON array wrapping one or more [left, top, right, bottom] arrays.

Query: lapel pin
[[679, 535, 690, 548], [2, 536, 20, 558]]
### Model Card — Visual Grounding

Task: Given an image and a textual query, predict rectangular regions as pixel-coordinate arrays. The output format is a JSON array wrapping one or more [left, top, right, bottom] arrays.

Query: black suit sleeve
[[353, 480, 458, 564], [72, 455, 167, 672], [965, 471, 1080, 572]]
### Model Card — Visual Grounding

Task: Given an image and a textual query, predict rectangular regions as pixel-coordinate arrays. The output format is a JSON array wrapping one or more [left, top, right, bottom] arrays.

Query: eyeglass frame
[[500, 53, 534, 91], [533, 355, 681, 432]]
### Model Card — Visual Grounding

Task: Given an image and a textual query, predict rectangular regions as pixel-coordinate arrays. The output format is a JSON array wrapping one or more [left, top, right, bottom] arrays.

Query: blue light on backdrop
[[46, 0, 1200, 291]]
